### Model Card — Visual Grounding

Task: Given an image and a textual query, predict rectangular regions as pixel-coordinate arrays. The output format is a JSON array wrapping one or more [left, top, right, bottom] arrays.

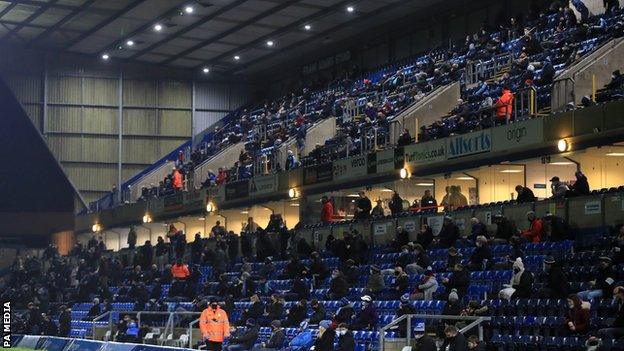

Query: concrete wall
[[278, 117, 337, 164], [555, 38, 624, 108], [193, 142, 246, 188], [392, 82, 460, 139]]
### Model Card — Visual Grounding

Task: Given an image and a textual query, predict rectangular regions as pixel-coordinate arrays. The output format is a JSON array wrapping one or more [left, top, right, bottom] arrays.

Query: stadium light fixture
[[266, 40, 274, 47], [92, 223, 101, 232], [416, 183, 434, 186], [557, 139, 569, 152], [184, 5, 194, 14], [304, 24, 311, 31], [288, 188, 298, 198], [142, 213, 152, 223], [202, 67, 210, 74], [101, 53, 109, 61], [154, 23, 163, 32], [234, 55, 240, 61], [126, 40, 134, 47], [606, 152, 624, 157], [198, 217, 206, 221], [399, 168, 410, 179], [346, 6, 355, 13], [206, 202, 215, 213]]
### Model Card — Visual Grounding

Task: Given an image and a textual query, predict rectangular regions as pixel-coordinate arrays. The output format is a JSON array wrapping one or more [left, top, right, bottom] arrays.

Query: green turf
[[9, 348, 35, 351]]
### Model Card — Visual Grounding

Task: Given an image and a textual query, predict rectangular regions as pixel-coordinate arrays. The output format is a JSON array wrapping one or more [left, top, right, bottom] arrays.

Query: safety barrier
[[12, 334, 194, 350], [465, 53, 513, 86]]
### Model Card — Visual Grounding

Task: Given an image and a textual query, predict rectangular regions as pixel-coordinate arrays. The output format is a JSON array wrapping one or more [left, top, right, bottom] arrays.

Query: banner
[[303, 163, 333, 185], [225, 180, 249, 201], [491, 118, 543, 151], [368, 149, 397, 174], [249, 174, 278, 195], [447, 130, 492, 159], [404, 139, 446, 166], [183, 189, 205, 210], [333, 155, 367, 181]]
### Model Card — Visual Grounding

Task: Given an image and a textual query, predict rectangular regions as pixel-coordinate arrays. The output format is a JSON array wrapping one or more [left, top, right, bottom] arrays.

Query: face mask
[[402, 249, 408, 254], [332, 274, 338, 279], [337, 329, 347, 336], [568, 302, 574, 309]]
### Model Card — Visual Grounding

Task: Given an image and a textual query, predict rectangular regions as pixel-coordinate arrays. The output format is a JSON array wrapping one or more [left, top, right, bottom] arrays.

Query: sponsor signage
[[403, 221, 416, 232], [492, 118, 544, 151], [183, 190, 204, 210], [584, 200, 601, 215], [427, 215, 444, 235], [404, 139, 446, 166], [447, 130, 492, 159], [367, 149, 397, 174], [249, 174, 278, 195], [225, 180, 249, 201], [303, 163, 333, 185], [334, 155, 367, 181], [374, 223, 388, 236]]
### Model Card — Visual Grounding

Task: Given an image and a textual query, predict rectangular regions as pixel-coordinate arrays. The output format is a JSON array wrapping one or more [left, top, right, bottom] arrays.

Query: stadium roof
[[0, 0, 445, 75]]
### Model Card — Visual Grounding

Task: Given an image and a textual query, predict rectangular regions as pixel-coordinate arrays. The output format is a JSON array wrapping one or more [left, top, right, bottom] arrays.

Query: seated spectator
[[351, 295, 378, 330], [520, 211, 543, 243], [438, 216, 460, 248], [469, 218, 488, 241], [397, 128, 412, 146], [334, 298, 355, 325], [577, 256, 615, 301], [264, 294, 283, 321], [288, 321, 315, 350], [328, 269, 348, 299], [252, 320, 285, 351], [406, 244, 431, 274], [225, 318, 259, 351], [442, 263, 470, 299], [446, 247, 463, 271], [499, 258, 534, 300], [309, 299, 326, 325], [566, 294, 590, 334], [469, 236, 493, 271], [411, 267, 438, 300], [597, 286, 624, 351], [335, 323, 356, 351], [84, 298, 101, 321], [515, 185, 536, 203], [365, 265, 385, 295], [543, 212, 571, 242], [461, 300, 489, 317], [342, 260, 360, 286], [395, 294, 417, 337], [171, 259, 190, 281], [417, 224, 434, 249], [441, 325, 468, 351], [285, 299, 308, 327], [492, 214, 516, 244], [538, 256, 569, 299], [467, 335, 486, 351], [240, 294, 264, 325], [311, 320, 335, 351]]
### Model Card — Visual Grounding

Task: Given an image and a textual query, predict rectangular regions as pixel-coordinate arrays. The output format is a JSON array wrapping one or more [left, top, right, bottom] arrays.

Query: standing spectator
[[58, 305, 71, 337], [320, 196, 334, 224], [127, 226, 137, 250], [492, 214, 516, 244], [565, 294, 590, 334], [285, 150, 298, 171], [568, 171, 590, 197], [515, 185, 536, 203], [550, 176, 568, 199], [420, 190, 438, 212], [494, 86, 514, 124], [543, 213, 570, 242], [389, 191, 404, 215], [140, 240, 153, 268], [538, 256, 569, 299], [199, 300, 230, 351], [417, 224, 434, 249], [394, 226, 410, 250], [440, 186, 451, 210], [371, 199, 385, 217], [354, 191, 372, 220], [439, 216, 460, 248], [211, 221, 227, 238], [441, 325, 468, 351], [155, 236, 167, 271], [172, 167, 183, 191], [520, 211, 543, 243], [467, 335, 486, 351], [598, 286, 624, 351], [395, 294, 416, 337]]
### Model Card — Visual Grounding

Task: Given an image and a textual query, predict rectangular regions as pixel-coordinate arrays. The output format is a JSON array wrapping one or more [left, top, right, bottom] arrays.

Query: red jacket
[[521, 218, 543, 243], [172, 170, 183, 189], [495, 88, 514, 120], [321, 201, 334, 223], [171, 264, 190, 280]]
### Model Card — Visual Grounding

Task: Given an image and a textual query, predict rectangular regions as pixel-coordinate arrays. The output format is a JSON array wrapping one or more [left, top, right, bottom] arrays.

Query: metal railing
[[379, 314, 490, 350], [551, 77, 575, 113], [465, 53, 513, 86]]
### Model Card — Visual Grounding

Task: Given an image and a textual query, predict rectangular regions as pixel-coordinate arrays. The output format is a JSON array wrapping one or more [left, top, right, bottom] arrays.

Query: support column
[[117, 69, 123, 203]]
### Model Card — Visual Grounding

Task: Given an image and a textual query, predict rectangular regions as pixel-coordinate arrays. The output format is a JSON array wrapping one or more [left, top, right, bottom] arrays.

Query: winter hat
[[361, 295, 372, 303], [513, 258, 525, 271], [271, 320, 281, 328], [544, 256, 556, 265], [448, 289, 459, 302], [400, 294, 410, 303], [246, 318, 256, 326], [319, 320, 332, 329]]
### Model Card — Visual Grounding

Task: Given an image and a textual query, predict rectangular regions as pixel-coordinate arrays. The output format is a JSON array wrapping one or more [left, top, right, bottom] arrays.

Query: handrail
[[188, 317, 200, 349], [158, 313, 175, 346], [378, 314, 491, 350], [90, 311, 111, 339]]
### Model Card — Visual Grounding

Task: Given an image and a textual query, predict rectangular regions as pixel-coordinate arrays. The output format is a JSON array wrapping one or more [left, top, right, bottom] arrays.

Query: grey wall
[[0, 48, 253, 203]]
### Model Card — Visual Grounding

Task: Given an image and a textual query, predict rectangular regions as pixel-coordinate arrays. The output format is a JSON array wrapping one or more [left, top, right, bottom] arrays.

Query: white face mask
[[337, 329, 347, 336]]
